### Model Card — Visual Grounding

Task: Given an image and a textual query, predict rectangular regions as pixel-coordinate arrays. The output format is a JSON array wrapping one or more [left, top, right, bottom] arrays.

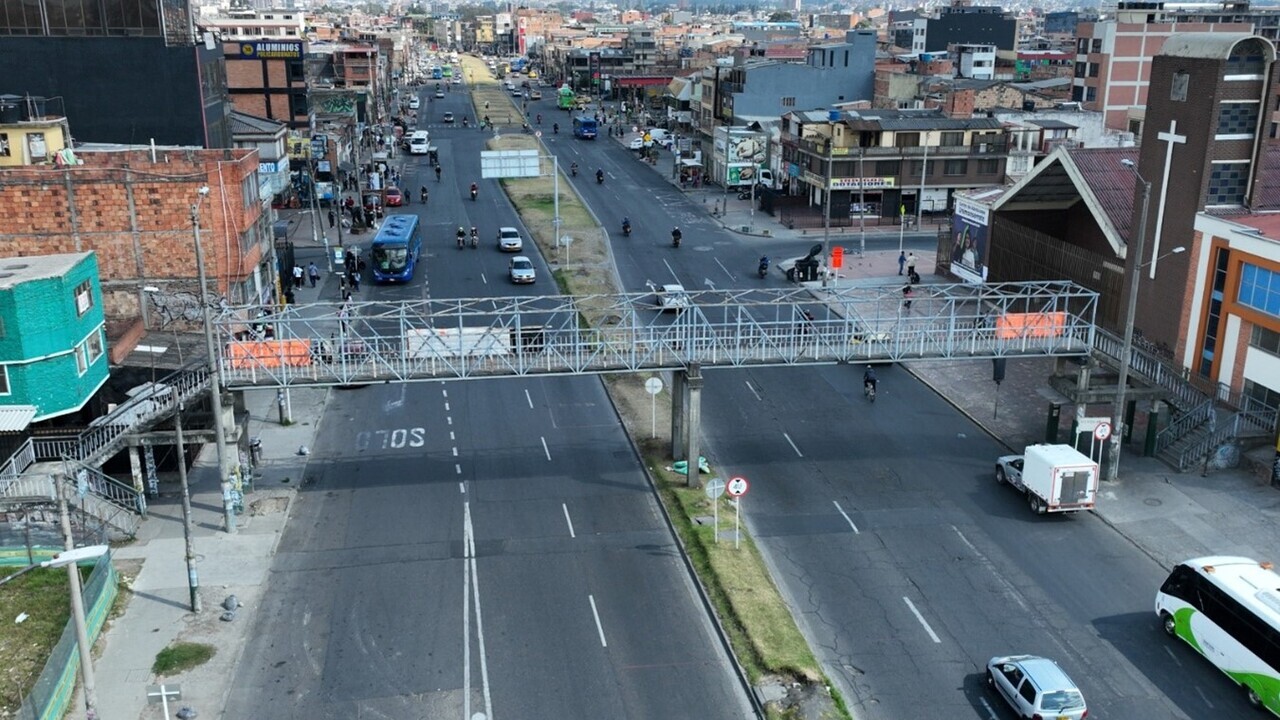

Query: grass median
[[0, 568, 71, 715], [465, 53, 847, 720]]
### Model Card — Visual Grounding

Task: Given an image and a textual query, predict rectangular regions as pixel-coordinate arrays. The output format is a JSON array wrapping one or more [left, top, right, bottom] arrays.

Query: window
[[944, 159, 968, 175], [877, 160, 900, 175], [1171, 71, 1189, 102], [1272, 123, 1279, 140], [84, 329, 103, 366], [73, 279, 93, 316], [1074, 61, 1086, 78], [913, 160, 934, 176], [241, 172, 259, 209], [1018, 680, 1037, 704], [895, 132, 921, 148], [1207, 162, 1250, 206], [781, 96, 796, 107], [289, 91, 309, 118], [1244, 378, 1280, 411], [240, 227, 257, 254], [0, 366, 8, 395], [0, 133, 8, 157], [287, 60, 305, 82], [1091, 38, 1102, 53], [1239, 263, 1280, 318], [1088, 62, 1099, 78], [1216, 102, 1259, 137], [978, 158, 1000, 175], [1199, 247, 1230, 378], [940, 131, 964, 147], [1085, 87, 1097, 102], [1250, 324, 1280, 355], [26, 132, 46, 160], [74, 343, 87, 375]]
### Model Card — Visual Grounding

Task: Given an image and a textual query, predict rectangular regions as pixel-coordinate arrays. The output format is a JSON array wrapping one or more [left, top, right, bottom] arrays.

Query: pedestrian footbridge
[[214, 281, 1098, 389]]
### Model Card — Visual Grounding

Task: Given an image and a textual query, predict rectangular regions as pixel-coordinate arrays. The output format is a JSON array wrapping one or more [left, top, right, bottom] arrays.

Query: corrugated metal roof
[[0, 405, 37, 433], [1068, 147, 1140, 247], [1029, 119, 1078, 130], [846, 116, 1005, 131]]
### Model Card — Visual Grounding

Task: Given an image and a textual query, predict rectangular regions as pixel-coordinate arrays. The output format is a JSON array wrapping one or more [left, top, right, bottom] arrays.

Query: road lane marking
[[950, 526, 1030, 613], [525, 388, 534, 409], [463, 503, 473, 720], [464, 503, 495, 719], [455, 463, 462, 475], [744, 380, 762, 401], [1195, 686, 1214, 708], [783, 432, 803, 457], [447, 416, 452, 425], [588, 594, 608, 647], [902, 597, 941, 643], [442, 388, 448, 398], [832, 501, 859, 534], [452, 447, 458, 457], [450, 431, 455, 441], [444, 402, 450, 412], [662, 258, 678, 280], [714, 256, 735, 282], [459, 482, 465, 493], [562, 503, 576, 538], [977, 697, 999, 720], [480, 273, 487, 284], [1164, 646, 1182, 665], [541, 436, 552, 460]]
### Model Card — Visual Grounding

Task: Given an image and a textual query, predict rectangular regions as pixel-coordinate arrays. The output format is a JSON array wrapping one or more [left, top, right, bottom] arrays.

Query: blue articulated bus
[[572, 116, 598, 139], [371, 214, 423, 283]]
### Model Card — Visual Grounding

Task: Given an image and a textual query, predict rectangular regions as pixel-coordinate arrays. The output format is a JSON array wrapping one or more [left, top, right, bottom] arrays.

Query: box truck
[[994, 444, 1099, 515]]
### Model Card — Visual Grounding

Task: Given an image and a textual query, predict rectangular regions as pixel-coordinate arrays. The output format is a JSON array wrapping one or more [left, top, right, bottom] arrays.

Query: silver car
[[497, 227, 524, 252], [508, 256, 535, 284], [656, 284, 690, 311], [987, 655, 1088, 720]]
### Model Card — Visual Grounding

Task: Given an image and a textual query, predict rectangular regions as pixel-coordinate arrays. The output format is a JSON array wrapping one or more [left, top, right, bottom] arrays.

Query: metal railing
[[62, 459, 147, 517], [211, 282, 1100, 388], [1155, 399, 1215, 453], [1091, 327, 1206, 410]]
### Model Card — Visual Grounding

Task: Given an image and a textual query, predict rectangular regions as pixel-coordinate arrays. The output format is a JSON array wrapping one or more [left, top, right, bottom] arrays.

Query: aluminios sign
[[235, 41, 304, 59]]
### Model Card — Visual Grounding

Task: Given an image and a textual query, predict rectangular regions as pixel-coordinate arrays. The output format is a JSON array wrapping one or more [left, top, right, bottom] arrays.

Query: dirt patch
[[248, 496, 289, 516]]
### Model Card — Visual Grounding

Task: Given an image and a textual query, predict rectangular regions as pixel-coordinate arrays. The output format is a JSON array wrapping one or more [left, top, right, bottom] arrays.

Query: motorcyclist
[[536, 113, 542, 125], [470, 226, 479, 247], [622, 216, 631, 235], [596, 168, 604, 184], [758, 256, 770, 277], [671, 226, 682, 247], [420, 186, 428, 203], [435, 165, 442, 181], [470, 182, 478, 200], [553, 123, 559, 134], [570, 162, 578, 176], [863, 367, 878, 395], [456, 226, 466, 248]]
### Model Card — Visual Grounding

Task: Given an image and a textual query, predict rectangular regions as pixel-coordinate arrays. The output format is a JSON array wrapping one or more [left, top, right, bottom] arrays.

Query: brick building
[[225, 39, 311, 129], [0, 146, 275, 349]]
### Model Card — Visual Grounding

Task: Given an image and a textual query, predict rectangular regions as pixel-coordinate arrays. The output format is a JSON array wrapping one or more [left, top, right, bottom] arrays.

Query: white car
[[509, 256, 536, 284], [435, 89, 445, 98], [987, 655, 1088, 720], [442, 112, 455, 123], [628, 137, 648, 150], [497, 227, 524, 252], [656, 284, 690, 311], [408, 97, 420, 109]]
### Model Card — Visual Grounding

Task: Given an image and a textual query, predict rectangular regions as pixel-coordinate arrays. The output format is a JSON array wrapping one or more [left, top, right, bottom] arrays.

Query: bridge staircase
[[0, 364, 212, 538], [1091, 328, 1277, 471]]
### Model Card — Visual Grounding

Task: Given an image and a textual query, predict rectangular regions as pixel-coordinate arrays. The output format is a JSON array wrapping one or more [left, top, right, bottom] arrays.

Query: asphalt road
[[525, 92, 1254, 719], [223, 80, 754, 719]]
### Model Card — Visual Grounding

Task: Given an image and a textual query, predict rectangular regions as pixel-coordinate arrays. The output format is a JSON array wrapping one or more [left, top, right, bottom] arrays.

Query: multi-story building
[[0, 252, 109, 422], [1072, 3, 1252, 131], [0, 0, 231, 148], [231, 112, 291, 207], [0, 98, 72, 168], [224, 39, 311, 129], [955, 43, 997, 79], [926, 2, 1019, 53], [781, 108, 1009, 220], [199, 6, 305, 40], [0, 144, 274, 339]]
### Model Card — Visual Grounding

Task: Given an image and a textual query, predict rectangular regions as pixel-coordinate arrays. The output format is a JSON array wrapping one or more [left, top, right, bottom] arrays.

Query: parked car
[[385, 187, 403, 207], [408, 97, 420, 110], [986, 655, 1088, 720], [497, 227, 524, 252], [508, 256, 536, 284], [628, 137, 648, 150]]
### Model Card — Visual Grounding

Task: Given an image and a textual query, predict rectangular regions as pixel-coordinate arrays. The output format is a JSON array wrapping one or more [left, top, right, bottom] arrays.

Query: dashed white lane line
[[902, 597, 941, 643], [713, 257, 735, 282], [442, 388, 448, 398], [744, 380, 762, 401], [832, 501, 859, 534], [450, 431, 455, 441], [459, 482, 465, 493], [782, 432, 803, 457], [525, 388, 534, 409], [455, 463, 462, 475], [562, 503, 576, 538], [444, 402, 450, 412], [588, 594, 608, 647], [480, 273, 488, 284], [1195, 686, 1215, 709], [977, 697, 999, 720], [541, 436, 552, 461], [447, 416, 453, 425], [452, 447, 459, 457]]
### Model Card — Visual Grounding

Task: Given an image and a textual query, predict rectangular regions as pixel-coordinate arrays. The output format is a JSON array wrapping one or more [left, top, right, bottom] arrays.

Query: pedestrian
[[349, 270, 360, 292], [308, 262, 320, 288], [328, 209, 336, 229], [902, 284, 913, 311], [906, 252, 917, 277], [898, 251, 906, 276], [292, 263, 304, 289]]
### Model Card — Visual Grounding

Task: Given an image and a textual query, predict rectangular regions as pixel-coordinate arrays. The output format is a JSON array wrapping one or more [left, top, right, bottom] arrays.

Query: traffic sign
[[535, 130, 542, 138], [705, 477, 726, 500], [644, 377, 663, 395], [727, 476, 749, 497], [830, 246, 844, 269], [1093, 422, 1112, 441]]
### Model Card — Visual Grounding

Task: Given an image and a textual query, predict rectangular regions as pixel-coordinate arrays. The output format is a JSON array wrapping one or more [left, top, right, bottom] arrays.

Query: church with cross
[[984, 32, 1280, 413]]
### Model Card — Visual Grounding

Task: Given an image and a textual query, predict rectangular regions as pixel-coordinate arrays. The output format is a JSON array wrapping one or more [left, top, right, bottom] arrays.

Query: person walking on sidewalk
[[906, 252, 917, 277], [349, 268, 361, 292], [307, 262, 320, 288], [898, 251, 906, 276], [292, 263, 304, 290], [327, 209, 336, 229]]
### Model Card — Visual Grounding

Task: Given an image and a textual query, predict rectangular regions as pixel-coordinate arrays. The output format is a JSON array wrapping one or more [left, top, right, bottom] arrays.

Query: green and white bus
[[1156, 556, 1280, 714]]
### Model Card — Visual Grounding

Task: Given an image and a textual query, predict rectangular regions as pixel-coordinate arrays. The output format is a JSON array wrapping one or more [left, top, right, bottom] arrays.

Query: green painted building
[[0, 252, 109, 421]]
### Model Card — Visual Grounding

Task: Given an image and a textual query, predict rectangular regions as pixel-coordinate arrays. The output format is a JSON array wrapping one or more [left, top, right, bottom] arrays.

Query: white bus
[[1155, 556, 1280, 714]]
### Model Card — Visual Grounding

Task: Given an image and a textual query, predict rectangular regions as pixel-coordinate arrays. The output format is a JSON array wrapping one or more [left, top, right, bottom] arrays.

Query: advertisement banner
[[830, 176, 897, 190], [951, 195, 989, 284], [230, 41, 304, 59]]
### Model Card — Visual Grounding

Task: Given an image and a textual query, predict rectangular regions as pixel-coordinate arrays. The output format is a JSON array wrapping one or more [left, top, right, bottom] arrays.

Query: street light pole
[[858, 148, 866, 256], [821, 135, 833, 288], [173, 403, 201, 613], [190, 191, 236, 533], [1107, 160, 1151, 482], [57, 496, 99, 720]]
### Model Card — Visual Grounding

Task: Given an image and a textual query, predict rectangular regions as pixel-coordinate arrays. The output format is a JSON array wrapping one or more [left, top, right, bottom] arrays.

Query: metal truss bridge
[[213, 281, 1098, 389]]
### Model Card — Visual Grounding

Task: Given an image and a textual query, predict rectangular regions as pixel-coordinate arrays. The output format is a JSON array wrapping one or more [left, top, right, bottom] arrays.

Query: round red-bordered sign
[[1093, 422, 1112, 441], [727, 476, 750, 497]]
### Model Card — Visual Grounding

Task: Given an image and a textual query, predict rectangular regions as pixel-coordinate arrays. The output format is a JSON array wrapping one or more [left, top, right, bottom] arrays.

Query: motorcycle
[[470, 229, 478, 248], [419, 188, 429, 204], [553, 124, 559, 134], [757, 258, 770, 279], [596, 171, 604, 185], [671, 230, 682, 248], [737, 189, 753, 200], [470, 186, 478, 201], [622, 221, 631, 237], [457, 233, 465, 249]]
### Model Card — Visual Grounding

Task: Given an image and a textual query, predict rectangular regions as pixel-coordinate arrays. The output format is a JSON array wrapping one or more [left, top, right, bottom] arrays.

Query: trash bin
[[249, 436, 263, 466]]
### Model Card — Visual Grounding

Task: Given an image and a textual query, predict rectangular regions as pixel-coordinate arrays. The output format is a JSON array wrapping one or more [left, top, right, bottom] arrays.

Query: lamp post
[[1107, 159, 1185, 481], [821, 135, 834, 288], [190, 188, 236, 533], [54, 501, 109, 720]]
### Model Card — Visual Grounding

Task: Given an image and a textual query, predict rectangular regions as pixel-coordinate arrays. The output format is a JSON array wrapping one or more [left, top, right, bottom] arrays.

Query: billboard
[[951, 194, 990, 284], [229, 41, 304, 59], [723, 129, 767, 186]]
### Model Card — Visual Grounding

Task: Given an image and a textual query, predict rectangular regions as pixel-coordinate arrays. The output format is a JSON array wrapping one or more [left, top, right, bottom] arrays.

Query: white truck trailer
[[994, 444, 1099, 515]]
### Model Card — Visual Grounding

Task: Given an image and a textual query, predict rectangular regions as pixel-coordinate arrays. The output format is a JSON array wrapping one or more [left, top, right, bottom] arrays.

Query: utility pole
[[58, 496, 99, 720], [821, 134, 833, 288], [917, 140, 929, 230], [173, 403, 201, 613], [1108, 162, 1152, 482], [858, 148, 866, 256]]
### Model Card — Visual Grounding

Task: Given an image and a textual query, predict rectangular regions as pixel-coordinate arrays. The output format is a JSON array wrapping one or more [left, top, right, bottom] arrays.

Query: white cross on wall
[[1150, 119, 1187, 280]]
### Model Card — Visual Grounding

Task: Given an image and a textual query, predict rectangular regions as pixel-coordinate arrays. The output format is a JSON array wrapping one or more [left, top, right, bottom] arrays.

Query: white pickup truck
[[995, 444, 1099, 515]]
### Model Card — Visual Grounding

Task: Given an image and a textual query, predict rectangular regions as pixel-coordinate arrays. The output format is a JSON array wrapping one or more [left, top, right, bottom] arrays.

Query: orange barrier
[[226, 339, 313, 368], [995, 312, 1066, 340]]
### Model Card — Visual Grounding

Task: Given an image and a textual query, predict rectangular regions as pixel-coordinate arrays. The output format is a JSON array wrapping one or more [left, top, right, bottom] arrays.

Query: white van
[[408, 131, 430, 155]]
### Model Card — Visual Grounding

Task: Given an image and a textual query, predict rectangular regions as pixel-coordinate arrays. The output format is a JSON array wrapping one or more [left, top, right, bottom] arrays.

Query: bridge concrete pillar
[[670, 371, 686, 460], [683, 363, 704, 489], [127, 442, 145, 494]]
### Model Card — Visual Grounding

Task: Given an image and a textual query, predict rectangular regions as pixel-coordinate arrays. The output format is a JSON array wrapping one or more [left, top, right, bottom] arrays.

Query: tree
[[768, 11, 793, 22]]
